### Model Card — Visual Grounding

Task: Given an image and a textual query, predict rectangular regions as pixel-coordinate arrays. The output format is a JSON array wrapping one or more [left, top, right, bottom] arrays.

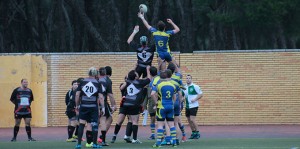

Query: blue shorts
[[156, 107, 174, 121], [157, 52, 172, 62]]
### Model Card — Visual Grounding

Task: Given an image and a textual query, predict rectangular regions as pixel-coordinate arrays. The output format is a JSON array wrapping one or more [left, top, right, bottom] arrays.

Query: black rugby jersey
[[77, 78, 103, 108], [130, 42, 155, 67], [10, 87, 34, 115], [123, 78, 150, 107], [98, 77, 113, 102]]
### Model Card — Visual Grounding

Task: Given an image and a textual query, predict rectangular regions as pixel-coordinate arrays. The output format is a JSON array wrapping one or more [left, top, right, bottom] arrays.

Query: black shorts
[[185, 107, 198, 117], [103, 102, 112, 118], [135, 65, 147, 78], [149, 112, 156, 117], [121, 106, 140, 115], [79, 107, 99, 123], [65, 109, 76, 119], [118, 107, 125, 115], [15, 113, 32, 119]]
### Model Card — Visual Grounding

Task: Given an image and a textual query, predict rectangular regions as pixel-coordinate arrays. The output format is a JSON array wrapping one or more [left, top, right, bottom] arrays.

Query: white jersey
[[183, 83, 202, 109]]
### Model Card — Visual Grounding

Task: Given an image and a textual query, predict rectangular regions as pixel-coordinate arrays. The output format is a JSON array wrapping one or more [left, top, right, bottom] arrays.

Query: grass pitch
[[0, 138, 299, 149]]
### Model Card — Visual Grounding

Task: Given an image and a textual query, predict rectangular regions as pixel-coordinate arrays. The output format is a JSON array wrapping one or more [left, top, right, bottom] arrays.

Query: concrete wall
[[0, 54, 47, 128]]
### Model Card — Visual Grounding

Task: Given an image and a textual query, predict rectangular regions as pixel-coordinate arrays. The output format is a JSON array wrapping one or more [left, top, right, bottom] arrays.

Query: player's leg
[[149, 114, 156, 139], [73, 114, 79, 139], [67, 116, 77, 142], [90, 108, 101, 148], [102, 115, 112, 146], [99, 102, 111, 146], [174, 116, 180, 144], [24, 115, 35, 141], [85, 123, 93, 147], [153, 108, 165, 147], [105, 116, 113, 132], [75, 107, 88, 149], [162, 121, 171, 145], [178, 115, 187, 142], [105, 103, 113, 134], [157, 53, 167, 71], [186, 108, 195, 139], [166, 120, 176, 146], [165, 108, 176, 146], [66, 110, 77, 142], [147, 88, 156, 140], [148, 113, 156, 140], [173, 98, 181, 144], [153, 120, 165, 147], [124, 115, 133, 143], [130, 107, 141, 144], [171, 54, 180, 69], [166, 53, 178, 72], [11, 116, 21, 141], [111, 112, 126, 143], [189, 107, 200, 139], [130, 114, 139, 143], [99, 115, 107, 145]]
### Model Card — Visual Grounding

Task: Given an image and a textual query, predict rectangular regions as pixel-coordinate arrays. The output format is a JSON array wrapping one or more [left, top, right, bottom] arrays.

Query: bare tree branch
[[62, 0, 74, 51], [65, 0, 110, 51], [111, 0, 121, 51]]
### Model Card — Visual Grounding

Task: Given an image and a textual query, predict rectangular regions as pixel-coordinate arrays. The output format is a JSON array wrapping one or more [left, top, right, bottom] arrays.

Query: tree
[[1, 0, 300, 52]]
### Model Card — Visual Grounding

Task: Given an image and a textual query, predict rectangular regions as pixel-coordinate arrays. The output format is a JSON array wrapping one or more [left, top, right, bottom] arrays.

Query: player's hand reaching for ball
[[167, 19, 173, 24], [133, 25, 139, 33], [138, 12, 144, 19]]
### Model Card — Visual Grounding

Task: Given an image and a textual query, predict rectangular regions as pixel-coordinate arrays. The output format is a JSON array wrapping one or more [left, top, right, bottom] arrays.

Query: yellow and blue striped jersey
[[150, 75, 161, 90], [154, 80, 179, 109], [171, 72, 183, 87], [149, 27, 174, 53]]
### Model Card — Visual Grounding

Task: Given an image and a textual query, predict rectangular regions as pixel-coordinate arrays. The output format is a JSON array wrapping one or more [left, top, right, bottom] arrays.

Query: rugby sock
[[179, 124, 186, 136], [68, 126, 75, 139], [101, 131, 107, 142], [163, 125, 166, 136], [86, 130, 92, 144], [125, 122, 133, 137], [170, 127, 176, 145], [191, 131, 196, 137], [165, 136, 171, 144], [13, 126, 20, 138], [77, 124, 85, 145], [25, 126, 31, 138], [156, 129, 164, 146], [74, 125, 79, 136], [114, 124, 121, 136], [132, 125, 138, 140], [92, 130, 99, 145], [150, 123, 155, 136]]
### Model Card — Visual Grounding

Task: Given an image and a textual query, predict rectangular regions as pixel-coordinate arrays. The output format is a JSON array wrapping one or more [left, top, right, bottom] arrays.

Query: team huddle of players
[[9, 12, 202, 149]]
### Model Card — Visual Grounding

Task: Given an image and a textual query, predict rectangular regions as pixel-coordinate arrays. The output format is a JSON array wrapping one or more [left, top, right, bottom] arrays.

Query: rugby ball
[[139, 4, 148, 13]]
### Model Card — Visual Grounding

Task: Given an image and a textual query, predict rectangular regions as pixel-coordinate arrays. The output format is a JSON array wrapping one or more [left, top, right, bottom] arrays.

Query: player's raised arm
[[167, 19, 180, 34], [138, 12, 152, 30], [127, 25, 139, 44]]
